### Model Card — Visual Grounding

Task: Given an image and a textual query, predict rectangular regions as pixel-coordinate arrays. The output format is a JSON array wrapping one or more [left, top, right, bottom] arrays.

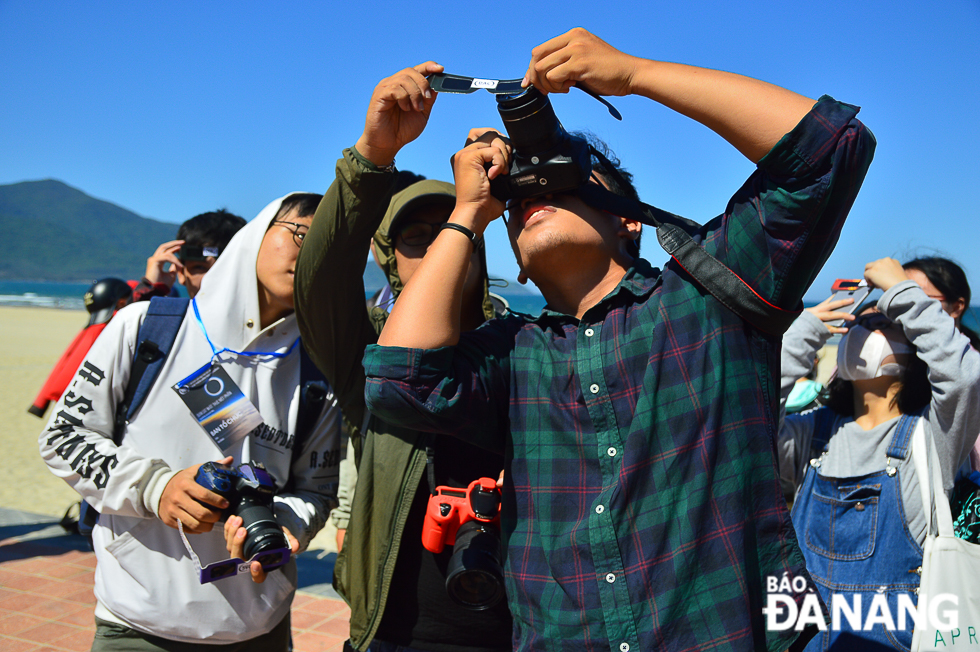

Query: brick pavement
[[0, 512, 350, 652]]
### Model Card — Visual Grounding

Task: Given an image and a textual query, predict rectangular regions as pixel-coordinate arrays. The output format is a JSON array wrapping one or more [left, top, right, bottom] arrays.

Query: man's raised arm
[[295, 62, 443, 420], [524, 28, 816, 163]]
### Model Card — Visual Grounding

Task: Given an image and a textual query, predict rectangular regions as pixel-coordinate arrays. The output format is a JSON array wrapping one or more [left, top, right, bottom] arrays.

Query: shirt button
[[595, 504, 604, 514], [585, 328, 595, 337], [605, 573, 616, 583], [607, 447, 617, 457], [589, 384, 599, 394], [620, 644, 630, 652]]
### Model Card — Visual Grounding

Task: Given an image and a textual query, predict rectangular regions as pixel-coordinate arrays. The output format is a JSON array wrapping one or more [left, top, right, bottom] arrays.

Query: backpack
[[78, 296, 328, 536]]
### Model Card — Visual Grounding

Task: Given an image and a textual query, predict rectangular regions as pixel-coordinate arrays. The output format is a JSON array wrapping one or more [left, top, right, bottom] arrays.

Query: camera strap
[[425, 442, 438, 496], [577, 151, 801, 336]]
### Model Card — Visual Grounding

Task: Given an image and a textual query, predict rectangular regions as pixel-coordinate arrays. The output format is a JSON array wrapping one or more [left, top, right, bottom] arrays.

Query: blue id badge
[[172, 363, 264, 453]]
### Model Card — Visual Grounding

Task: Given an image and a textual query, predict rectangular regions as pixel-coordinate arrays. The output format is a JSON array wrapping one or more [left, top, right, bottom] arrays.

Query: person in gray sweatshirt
[[778, 256, 980, 651]]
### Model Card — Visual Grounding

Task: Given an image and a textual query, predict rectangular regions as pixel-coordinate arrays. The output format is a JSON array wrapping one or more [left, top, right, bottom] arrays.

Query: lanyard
[[177, 298, 299, 386]]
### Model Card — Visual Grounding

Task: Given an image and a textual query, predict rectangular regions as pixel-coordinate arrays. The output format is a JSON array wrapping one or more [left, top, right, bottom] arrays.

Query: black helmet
[[84, 277, 132, 326]]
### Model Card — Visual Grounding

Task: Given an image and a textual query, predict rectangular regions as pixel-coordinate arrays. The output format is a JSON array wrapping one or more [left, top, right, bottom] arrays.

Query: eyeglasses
[[272, 220, 309, 248], [395, 221, 444, 248]]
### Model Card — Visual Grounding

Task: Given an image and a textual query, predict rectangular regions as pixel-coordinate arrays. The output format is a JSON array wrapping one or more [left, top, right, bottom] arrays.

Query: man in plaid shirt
[[363, 28, 875, 651]]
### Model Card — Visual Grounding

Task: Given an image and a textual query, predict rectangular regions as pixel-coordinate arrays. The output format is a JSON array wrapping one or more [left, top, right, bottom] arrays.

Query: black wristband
[[440, 222, 484, 250]]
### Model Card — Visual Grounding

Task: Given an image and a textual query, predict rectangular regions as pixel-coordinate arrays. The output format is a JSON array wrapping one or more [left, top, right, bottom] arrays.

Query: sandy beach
[[0, 306, 92, 519], [0, 305, 338, 551]]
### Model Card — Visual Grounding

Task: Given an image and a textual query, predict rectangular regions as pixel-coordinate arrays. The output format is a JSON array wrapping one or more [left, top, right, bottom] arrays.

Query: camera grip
[[422, 498, 457, 554]]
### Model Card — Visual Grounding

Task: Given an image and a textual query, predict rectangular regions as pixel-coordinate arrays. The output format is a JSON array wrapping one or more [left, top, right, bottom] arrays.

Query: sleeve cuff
[[362, 344, 456, 383], [347, 146, 397, 174], [329, 508, 349, 530], [143, 467, 178, 518], [877, 279, 922, 318], [757, 95, 861, 178]]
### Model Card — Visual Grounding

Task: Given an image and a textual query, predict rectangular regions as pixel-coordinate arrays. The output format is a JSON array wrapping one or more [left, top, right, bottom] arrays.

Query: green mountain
[[0, 179, 177, 281], [1, 178, 540, 299]]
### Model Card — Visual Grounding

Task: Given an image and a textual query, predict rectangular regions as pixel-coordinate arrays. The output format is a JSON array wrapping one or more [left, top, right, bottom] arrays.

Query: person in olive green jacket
[[293, 62, 512, 652]]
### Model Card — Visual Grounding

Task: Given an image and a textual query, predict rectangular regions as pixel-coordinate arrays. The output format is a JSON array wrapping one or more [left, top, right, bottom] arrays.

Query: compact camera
[[489, 85, 593, 202], [194, 461, 288, 560], [422, 477, 506, 610]]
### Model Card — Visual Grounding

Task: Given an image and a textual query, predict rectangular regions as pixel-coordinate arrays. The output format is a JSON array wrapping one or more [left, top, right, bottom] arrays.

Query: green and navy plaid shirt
[[364, 97, 875, 652]]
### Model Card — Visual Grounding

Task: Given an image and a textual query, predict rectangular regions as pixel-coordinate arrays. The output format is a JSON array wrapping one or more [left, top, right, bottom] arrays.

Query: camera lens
[[236, 496, 288, 559], [445, 520, 505, 610], [495, 86, 565, 156]]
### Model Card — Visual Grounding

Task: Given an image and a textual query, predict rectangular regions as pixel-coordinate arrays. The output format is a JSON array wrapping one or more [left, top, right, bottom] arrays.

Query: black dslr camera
[[194, 461, 288, 559], [489, 86, 593, 202]]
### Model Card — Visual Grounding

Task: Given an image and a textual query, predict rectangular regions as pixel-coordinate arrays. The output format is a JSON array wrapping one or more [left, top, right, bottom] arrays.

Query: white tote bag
[[910, 421, 980, 650]]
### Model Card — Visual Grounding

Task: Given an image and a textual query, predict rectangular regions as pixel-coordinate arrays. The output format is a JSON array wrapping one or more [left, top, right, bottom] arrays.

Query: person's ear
[[949, 297, 967, 321], [176, 267, 187, 286], [517, 271, 528, 285], [616, 216, 641, 246]]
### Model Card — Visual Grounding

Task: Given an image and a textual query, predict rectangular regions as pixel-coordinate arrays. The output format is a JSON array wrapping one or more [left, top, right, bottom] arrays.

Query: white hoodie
[[39, 195, 342, 643]]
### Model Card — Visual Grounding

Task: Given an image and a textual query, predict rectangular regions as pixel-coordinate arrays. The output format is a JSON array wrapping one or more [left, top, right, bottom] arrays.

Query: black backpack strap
[[295, 342, 329, 444], [113, 296, 190, 444], [282, 342, 331, 493], [578, 154, 802, 337]]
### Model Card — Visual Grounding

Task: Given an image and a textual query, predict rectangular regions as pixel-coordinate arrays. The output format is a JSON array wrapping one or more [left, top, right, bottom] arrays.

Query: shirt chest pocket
[[805, 483, 882, 561]]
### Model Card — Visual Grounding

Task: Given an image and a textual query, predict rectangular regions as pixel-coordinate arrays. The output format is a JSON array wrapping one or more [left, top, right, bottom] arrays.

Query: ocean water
[[0, 280, 91, 310]]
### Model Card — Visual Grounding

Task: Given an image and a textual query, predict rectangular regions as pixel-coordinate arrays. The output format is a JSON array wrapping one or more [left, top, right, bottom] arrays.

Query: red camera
[[421, 477, 501, 554]]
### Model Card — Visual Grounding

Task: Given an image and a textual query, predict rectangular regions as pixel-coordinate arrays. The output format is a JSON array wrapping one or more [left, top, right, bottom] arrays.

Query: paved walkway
[[0, 508, 350, 651]]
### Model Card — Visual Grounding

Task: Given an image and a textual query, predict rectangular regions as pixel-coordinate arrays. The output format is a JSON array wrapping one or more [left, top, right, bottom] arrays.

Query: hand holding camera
[[224, 513, 297, 584], [355, 61, 444, 168], [450, 138, 509, 233], [158, 456, 232, 533]]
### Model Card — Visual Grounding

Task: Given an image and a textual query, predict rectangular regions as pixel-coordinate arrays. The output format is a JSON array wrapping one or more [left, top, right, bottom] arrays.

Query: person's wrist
[[449, 204, 489, 235], [353, 137, 397, 169], [440, 222, 484, 250]]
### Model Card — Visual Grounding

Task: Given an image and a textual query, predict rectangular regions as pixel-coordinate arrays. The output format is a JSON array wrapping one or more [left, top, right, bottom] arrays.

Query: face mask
[[837, 324, 913, 381]]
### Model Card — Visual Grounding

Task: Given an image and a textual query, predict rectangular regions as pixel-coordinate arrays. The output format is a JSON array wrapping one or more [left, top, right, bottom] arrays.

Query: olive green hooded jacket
[[294, 148, 495, 650]]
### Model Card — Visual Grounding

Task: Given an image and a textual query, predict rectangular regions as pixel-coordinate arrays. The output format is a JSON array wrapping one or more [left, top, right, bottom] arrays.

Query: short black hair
[[572, 131, 642, 257], [273, 193, 323, 221], [177, 209, 247, 251], [903, 256, 979, 348], [392, 170, 427, 195]]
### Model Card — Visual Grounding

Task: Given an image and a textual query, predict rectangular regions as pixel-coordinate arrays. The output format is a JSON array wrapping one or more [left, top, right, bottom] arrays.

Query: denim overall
[[791, 411, 922, 651]]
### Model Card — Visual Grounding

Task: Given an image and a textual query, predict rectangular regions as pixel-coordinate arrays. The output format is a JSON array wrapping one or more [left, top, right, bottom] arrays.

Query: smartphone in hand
[[827, 279, 871, 328]]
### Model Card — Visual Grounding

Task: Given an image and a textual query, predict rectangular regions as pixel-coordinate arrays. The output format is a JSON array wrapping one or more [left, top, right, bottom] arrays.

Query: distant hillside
[[0, 179, 177, 281], [1, 178, 541, 299]]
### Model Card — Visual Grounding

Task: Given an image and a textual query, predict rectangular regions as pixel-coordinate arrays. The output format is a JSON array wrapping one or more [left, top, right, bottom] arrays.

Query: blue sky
[[1, 1, 978, 302]]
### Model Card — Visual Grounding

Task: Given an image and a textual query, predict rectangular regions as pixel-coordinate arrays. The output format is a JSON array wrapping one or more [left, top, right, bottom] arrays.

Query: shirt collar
[[527, 257, 662, 324]]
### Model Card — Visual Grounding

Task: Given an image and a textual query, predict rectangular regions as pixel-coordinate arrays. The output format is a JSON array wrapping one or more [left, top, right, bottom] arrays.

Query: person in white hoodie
[[39, 192, 342, 650]]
